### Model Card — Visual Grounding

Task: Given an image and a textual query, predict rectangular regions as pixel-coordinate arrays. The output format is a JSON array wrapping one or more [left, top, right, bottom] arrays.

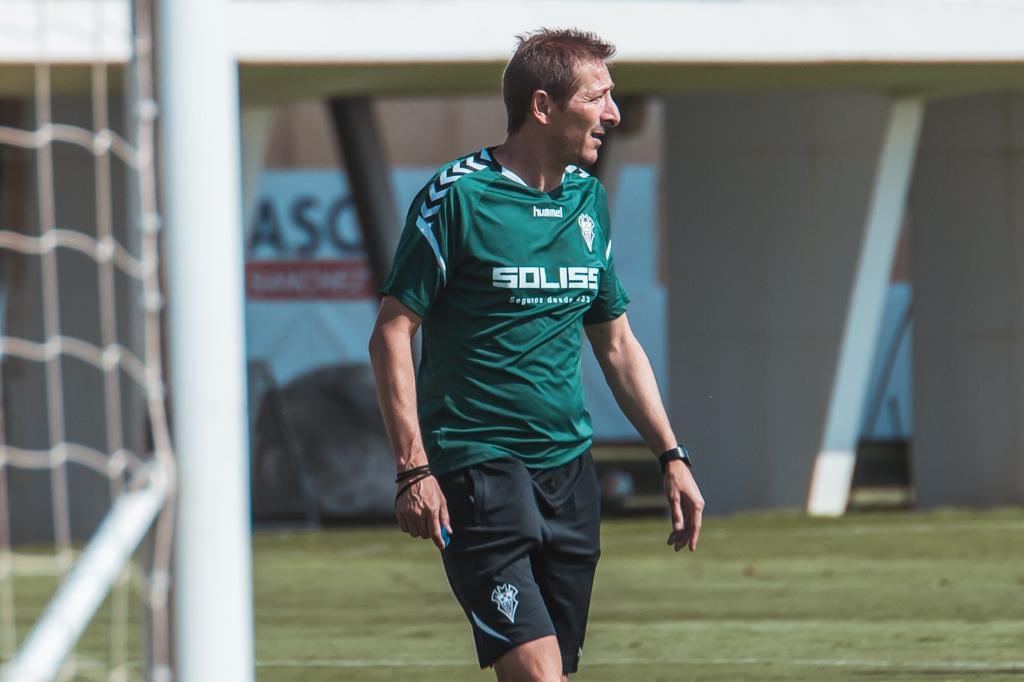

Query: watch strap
[[658, 445, 692, 473]]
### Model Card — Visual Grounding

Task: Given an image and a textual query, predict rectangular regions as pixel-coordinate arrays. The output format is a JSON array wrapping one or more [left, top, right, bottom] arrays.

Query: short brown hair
[[502, 28, 616, 134]]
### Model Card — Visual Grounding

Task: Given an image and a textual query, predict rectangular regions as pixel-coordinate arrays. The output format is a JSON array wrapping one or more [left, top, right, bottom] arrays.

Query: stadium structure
[[2, 0, 1024, 679], [239, 0, 1024, 517]]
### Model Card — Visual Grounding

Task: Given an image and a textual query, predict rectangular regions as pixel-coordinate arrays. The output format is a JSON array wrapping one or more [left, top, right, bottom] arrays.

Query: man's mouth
[[591, 131, 604, 145]]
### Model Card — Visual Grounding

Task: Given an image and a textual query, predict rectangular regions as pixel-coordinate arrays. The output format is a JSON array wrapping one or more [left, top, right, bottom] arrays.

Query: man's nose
[[603, 96, 621, 128]]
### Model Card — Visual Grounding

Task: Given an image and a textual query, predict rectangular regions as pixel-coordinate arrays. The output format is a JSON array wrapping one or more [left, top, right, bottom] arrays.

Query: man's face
[[548, 60, 620, 168]]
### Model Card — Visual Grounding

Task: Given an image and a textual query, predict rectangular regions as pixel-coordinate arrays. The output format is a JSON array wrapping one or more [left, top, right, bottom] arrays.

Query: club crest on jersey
[[578, 213, 595, 251], [491, 583, 519, 623]]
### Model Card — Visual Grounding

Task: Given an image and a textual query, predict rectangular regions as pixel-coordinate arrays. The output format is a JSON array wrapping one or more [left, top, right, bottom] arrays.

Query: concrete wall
[[910, 94, 1024, 506], [665, 94, 892, 513]]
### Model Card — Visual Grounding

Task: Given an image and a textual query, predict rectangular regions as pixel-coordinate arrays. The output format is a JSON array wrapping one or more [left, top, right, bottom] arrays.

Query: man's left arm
[[585, 313, 705, 552]]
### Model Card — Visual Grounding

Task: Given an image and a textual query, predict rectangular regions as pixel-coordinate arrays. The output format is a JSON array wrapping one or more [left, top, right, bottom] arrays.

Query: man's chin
[[573, 150, 599, 169]]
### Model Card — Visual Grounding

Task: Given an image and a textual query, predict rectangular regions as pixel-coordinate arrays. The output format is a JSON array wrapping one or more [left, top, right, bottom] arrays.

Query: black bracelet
[[658, 446, 693, 473], [395, 472, 434, 504], [395, 464, 432, 484], [395, 464, 435, 505]]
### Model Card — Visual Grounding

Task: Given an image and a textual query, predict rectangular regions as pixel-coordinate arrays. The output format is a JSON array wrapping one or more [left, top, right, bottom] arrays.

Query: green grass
[[9, 509, 1024, 680], [253, 508, 1024, 681]]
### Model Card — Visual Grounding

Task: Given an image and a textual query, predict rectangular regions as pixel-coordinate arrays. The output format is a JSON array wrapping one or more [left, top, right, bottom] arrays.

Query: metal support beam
[[807, 98, 924, 517], [327, 97, 399, 294]]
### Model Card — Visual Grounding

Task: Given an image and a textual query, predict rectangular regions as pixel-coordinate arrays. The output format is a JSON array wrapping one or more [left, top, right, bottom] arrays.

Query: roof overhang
[[233, 0, 1024, 102], [4, 1, 1024, 101]]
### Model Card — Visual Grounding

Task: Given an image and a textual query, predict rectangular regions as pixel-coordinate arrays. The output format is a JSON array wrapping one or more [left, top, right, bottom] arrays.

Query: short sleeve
[[583, 183, 630, 325], [380, 176, 459, 317]]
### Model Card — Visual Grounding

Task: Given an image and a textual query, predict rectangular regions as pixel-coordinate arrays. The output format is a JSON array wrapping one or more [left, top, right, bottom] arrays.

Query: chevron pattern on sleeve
[[564, 164, 591, 179], [414, 150, 489, 285]]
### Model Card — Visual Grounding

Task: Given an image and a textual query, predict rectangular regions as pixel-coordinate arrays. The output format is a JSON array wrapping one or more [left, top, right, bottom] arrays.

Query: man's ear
[[529, 90, 553, 126]]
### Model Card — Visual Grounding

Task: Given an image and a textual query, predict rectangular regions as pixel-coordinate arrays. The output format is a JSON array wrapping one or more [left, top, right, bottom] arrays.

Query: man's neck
[[492, 135, 566, 193]]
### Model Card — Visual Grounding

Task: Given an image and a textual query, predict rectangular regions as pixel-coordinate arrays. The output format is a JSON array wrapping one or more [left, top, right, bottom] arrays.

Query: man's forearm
[[369, 329, 429, 471], [596, 336, 676, 455]]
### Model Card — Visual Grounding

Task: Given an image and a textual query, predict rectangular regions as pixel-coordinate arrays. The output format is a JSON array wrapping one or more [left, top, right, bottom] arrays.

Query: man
[[369, 28, 704, 682]]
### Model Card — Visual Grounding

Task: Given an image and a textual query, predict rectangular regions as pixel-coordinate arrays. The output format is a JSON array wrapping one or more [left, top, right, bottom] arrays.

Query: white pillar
[[806, 98, 924, 517], [160, 0, 255, 679]]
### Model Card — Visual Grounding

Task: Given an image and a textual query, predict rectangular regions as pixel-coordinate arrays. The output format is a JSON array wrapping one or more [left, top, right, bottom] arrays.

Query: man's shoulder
[[408, 148, 497, 223], [563, 164, 605, 196], [423, 148, 498, 196], [561, 163, 606, 205], [564, 164, 593, 181]]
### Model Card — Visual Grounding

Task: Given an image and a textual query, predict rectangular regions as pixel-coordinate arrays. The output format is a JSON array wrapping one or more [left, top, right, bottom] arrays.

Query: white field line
[[256, 656, 1024, 671]]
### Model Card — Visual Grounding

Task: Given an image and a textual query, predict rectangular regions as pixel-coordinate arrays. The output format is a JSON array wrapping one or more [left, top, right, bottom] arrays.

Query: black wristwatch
[[658, 446, 692, 473]]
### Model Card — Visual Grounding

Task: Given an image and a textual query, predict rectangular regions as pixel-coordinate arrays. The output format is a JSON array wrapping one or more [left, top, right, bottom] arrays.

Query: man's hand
[[664, 460, 704, 552], [371, 298, 452, 551], [586, 316, 700, 551], [396, 475, 452, 551]]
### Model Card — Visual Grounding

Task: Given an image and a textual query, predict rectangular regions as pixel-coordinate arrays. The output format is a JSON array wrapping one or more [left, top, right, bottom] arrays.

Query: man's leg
[[531, 452, 603, 676], [436, 459, 561, 671], [531, 550, 597, 675], [493, 635, 564, 682]]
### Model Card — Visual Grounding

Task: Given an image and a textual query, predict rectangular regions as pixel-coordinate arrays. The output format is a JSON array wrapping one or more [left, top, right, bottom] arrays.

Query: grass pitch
[[254, 508, 1024, 681]]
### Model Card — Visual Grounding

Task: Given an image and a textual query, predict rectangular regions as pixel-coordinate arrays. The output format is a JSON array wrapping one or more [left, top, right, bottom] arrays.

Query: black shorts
[[436, 452, 602, 674]]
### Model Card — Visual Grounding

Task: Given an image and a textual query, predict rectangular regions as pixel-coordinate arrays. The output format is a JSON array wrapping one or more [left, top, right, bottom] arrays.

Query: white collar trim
[[485, 147, 566, 189], [500, 167, 529, 187]]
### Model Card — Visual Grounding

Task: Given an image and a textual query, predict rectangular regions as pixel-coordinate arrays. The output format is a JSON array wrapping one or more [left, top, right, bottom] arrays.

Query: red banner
[[246, 260, 374, 300]]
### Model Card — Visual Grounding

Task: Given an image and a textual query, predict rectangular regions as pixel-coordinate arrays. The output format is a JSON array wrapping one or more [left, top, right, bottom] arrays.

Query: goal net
[[0, 1, 175, 679]]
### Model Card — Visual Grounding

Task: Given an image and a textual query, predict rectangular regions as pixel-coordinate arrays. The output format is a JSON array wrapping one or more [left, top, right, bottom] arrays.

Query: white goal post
[[160, 0, 256, 678]]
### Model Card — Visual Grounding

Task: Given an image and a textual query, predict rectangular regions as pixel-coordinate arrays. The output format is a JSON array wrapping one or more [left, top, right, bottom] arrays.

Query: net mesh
[[0, 0, 175, 679]]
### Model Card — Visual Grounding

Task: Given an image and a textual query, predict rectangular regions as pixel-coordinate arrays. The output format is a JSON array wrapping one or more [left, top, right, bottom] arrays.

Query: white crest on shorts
[[491, 583, 519, 623], [578, 213, 595, 252]]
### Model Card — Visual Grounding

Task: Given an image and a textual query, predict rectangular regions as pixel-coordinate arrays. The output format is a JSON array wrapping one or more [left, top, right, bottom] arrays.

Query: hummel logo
[[532, 206, 563, 218]]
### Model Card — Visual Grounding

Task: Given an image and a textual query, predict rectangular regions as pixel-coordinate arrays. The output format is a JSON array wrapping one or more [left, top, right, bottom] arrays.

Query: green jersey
[[382, 147, 630, 475]]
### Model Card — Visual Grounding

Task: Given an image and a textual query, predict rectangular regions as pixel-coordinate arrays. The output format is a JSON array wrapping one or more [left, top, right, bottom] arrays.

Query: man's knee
[[493, 635, 563, 682]]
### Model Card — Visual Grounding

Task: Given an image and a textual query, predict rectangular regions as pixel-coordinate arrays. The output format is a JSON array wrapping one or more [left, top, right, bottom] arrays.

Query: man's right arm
[[368, 295, 450, 550]]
